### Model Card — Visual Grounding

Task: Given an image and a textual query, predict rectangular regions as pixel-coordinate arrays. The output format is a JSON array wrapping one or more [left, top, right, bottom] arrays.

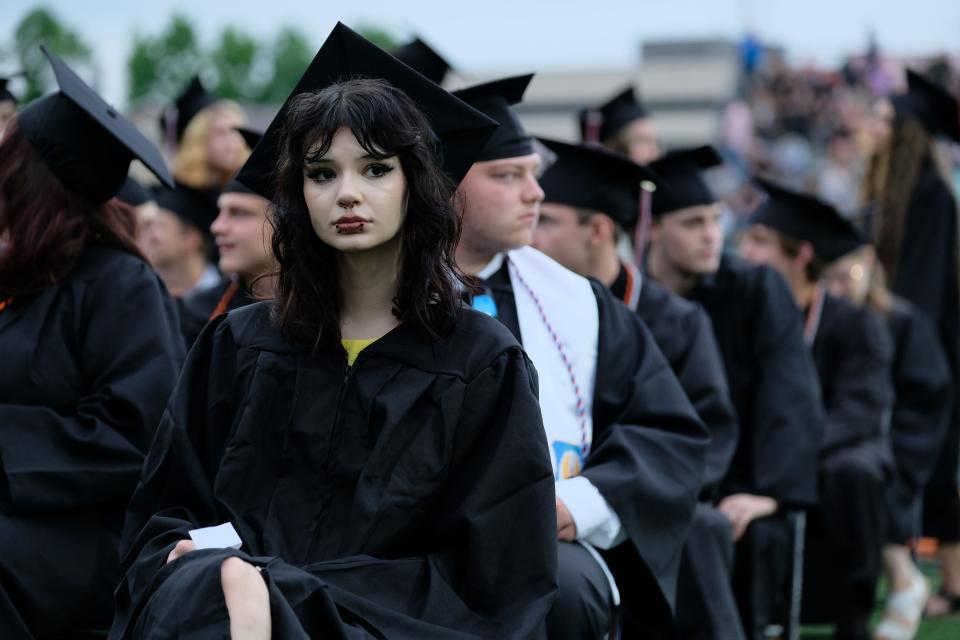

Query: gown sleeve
[[0, 259, 184, 512], [673, 306, 739, 497], [820, 305, 894, 453], [112, 313, 244, 636], [889, 307, 953, 489], [585, 282, 709, 618]]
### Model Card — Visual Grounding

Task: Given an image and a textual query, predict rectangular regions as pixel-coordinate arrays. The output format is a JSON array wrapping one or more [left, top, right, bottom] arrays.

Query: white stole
[[507, 248, 621, 605], [506, 247, 599, 479]]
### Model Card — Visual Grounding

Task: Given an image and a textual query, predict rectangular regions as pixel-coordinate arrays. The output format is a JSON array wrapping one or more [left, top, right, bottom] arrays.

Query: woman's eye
[[307, 169, 336, 183], [365, 163, 394, 178], [493, 172, 519, 182]]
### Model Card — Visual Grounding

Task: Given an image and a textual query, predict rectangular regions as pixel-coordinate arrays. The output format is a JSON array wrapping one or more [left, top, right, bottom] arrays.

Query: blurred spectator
[[737, 44, 958, 225], [817, 128, 864, 216]]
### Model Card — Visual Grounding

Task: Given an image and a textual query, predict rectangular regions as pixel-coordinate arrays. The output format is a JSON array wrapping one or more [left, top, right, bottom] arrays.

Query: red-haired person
[[0, 49, 183, 636]]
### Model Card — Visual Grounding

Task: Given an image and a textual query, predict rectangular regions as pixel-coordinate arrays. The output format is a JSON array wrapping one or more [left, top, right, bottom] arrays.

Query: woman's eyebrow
[[361, 153, 399, 161], [305, 154, 390, 164]]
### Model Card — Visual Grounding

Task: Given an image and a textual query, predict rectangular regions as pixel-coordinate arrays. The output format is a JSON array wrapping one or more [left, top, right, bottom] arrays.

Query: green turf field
[[800, 560, 960, 638]]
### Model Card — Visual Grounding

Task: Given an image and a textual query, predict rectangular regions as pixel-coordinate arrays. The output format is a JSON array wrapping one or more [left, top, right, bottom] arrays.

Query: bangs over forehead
[[283, 77, 438, 168]]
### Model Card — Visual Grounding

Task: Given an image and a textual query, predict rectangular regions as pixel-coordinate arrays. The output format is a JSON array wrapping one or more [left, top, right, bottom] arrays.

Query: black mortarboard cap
[[750, 177, 865, 261], [236, 22, 497, 199], [152, 181, 219, 240], [537, 137, 660, 228], [236, 126, 262, 150], [392, 37, 452, 85], [893, 69, 960, 143], [0, 74, 21, 104], [221, 179, 262, 196], [116, 176, 153, 207], [453, 73, 535, 162], [17, 46, 173, 203], [648, 146, 723, 216], [578, 86, 650, 143], [161, 75, 217, 143]]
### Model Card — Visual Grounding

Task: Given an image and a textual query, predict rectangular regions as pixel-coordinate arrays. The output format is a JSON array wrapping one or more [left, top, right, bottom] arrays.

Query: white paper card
[[188, 522, 243, 550]]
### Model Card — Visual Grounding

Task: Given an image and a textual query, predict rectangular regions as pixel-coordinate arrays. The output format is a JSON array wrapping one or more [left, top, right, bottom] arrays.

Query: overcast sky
[[3, 0, 960, 107]]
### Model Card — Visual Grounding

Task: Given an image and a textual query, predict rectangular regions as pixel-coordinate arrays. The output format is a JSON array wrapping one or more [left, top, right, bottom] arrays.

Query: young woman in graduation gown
[[0, 48, 184, 637], [111, 24, 558, 639], [862, 71, 960, 616]]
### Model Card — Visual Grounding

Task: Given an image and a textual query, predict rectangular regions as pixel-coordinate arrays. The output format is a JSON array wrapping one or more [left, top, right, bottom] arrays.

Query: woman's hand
[[166, 539, 197, 564]]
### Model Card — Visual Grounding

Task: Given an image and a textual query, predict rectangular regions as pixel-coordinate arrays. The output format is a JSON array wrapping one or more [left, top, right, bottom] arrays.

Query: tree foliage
[[210, 27, 260, 101], [13, 7, 92, 102], [127, 17, 400, 106], [256, 27, 312, 104], [128, 14, 203, 104], [7, 9, 400, 108]]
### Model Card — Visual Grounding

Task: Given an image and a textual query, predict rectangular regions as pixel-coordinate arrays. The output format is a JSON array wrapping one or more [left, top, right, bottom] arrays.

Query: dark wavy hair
[[0, 121, 144, 298], [270, 77, 474, 348]]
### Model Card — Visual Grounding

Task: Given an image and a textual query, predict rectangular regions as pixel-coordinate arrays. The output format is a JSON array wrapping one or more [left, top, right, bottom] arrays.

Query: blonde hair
[[853, 246, 893, 315], [864, 260, 894, 315], [172, 100, 248, 189]]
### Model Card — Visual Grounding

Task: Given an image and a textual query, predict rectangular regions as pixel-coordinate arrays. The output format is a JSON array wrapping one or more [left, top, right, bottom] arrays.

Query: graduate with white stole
[[453, 74, 709, 639]]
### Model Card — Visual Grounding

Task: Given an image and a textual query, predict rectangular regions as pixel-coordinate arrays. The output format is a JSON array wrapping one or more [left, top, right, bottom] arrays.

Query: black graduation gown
[[611, 265, 739, 497], [687, 254, 824, 507], [610, 266, 743, 638], [802, 294, 893, 631], [888, 161, 960, 540], [483, 264, 709, 631], [887, 297, 953, 488], [111, 302, 559, 639], [890, 160, 960, 374], [0, 246, 184, 638], [886, 297, 952, 540], [179, 275, 257, 349], [809, 294, 894, 457]]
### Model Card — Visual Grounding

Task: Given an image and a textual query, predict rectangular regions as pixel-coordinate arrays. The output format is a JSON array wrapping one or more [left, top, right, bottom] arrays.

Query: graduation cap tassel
[[583, 109, 603, 147], [634, 180, 656, 269]]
